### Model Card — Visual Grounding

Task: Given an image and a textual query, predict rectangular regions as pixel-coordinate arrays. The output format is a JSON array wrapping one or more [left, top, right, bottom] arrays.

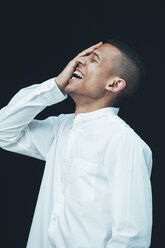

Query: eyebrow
[[92, 52, 101, 62]]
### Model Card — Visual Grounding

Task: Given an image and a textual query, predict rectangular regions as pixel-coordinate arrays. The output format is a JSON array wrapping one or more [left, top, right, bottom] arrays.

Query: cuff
[[40, 77, 68, 106]]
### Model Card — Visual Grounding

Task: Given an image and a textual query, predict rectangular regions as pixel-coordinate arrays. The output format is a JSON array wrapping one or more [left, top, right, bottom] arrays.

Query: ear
[[105, 77, 126, 93]]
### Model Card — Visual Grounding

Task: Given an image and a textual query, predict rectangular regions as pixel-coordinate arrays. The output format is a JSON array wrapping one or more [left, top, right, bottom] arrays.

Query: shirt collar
[[72, 107, 120, 121]]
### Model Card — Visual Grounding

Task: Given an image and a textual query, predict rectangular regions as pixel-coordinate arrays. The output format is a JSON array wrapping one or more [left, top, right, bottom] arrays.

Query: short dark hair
[[105, 38, 146, 107]]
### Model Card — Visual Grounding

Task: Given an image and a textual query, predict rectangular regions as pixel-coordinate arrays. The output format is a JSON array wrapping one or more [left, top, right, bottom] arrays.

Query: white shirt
[[0, 78, 153, 248]]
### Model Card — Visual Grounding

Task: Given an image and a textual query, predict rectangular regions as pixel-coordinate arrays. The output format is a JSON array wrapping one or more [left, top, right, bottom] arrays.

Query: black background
[[0, 0, 164, 247]]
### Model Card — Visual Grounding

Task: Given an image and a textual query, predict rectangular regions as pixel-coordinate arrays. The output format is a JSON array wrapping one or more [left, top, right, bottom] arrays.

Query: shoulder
[[48, 112, 74, 123], [107, 116, 153, 176], [47, 112, 74, 130], [31, 113, 73, 132], [108, 115, 152, 155]]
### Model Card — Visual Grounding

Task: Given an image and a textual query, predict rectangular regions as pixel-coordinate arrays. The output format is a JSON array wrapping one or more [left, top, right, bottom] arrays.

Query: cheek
[[87, 67, 102, 81], [84, 77, 105, 96]]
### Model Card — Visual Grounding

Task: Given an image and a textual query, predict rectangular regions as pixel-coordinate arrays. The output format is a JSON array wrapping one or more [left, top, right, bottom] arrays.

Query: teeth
[[74, 70, 84, 79]]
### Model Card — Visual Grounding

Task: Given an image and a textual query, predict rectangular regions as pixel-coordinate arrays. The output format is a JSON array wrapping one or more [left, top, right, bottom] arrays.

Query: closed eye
[[91, 59, 97, 62], [82, 54, 99, 63]]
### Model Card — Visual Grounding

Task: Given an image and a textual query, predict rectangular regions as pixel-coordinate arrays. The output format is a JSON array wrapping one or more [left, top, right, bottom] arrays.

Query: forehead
[[95, 43, 121, 63]]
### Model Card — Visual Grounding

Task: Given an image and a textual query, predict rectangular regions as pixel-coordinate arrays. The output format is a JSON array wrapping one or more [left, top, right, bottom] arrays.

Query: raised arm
[[0, 41, 103, 161], [0, 78, 68, 161]]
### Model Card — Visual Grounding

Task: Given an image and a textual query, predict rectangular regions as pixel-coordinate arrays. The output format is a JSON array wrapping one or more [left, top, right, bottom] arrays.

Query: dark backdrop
[[0, 1, 164, 247]]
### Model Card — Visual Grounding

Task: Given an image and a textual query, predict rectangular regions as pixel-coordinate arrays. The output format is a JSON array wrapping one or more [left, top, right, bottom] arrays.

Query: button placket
[[54, 194, 64, 215], [61, 127, 73, 192], [48, 194, 65, 246], [51, 194, 64, 222], [62, 124, 81, 196]]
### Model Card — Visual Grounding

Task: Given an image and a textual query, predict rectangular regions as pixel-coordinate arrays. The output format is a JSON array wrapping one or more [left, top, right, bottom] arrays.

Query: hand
[[55, 41, 103, 94]]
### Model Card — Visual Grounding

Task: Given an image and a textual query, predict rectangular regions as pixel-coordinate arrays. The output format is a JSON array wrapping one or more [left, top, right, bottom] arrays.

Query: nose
[[76, 55, 88, 66]]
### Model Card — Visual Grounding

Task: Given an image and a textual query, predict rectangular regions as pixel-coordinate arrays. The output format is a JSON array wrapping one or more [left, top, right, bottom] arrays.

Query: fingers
[[75, 41, 103, 60], [56, 42, 103, 87], [80, 41, 103, 56], [76, 48, 94, 58], [89, 41, 103, 50]]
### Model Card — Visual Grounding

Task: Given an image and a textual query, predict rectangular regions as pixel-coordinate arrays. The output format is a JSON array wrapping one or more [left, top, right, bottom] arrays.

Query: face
[[64, 43, 121, 104]]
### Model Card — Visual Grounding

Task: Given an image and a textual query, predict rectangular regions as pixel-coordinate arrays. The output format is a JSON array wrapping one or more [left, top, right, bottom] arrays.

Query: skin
[[56, 42, 126, 117]]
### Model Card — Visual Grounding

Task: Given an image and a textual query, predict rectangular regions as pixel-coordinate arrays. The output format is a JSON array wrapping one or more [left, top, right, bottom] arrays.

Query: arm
[[105, 131, 153, 248], [0, 78, 67, 161], [0, 42, 103, 161]]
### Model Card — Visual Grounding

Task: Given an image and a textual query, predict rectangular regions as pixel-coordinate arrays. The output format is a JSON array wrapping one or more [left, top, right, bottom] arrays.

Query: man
[[0, 40, 153, 248]]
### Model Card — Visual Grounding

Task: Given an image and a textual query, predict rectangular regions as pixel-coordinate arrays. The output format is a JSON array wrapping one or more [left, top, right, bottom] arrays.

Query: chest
[[52, 123, 112, 202], [60, 122, 111, 163]]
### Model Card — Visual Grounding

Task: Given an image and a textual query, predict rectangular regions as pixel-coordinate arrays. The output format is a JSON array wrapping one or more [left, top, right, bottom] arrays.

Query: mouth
[[69, 69, 85, 83]]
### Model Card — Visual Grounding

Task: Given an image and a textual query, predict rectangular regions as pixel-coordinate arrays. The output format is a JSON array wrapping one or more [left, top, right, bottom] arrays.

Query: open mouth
[[69, 70, 84, 83]]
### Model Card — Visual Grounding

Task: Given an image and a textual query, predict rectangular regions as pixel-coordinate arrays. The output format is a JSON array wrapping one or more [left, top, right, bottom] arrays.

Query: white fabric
[[0, 78, 153, 248]]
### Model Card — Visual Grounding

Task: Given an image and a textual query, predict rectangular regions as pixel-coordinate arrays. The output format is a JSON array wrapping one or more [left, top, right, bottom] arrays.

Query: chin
[[64, 85, 76, 95]]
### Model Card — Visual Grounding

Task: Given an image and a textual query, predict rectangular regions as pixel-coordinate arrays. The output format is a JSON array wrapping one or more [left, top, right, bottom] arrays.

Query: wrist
[[54, 77, 66, 95]]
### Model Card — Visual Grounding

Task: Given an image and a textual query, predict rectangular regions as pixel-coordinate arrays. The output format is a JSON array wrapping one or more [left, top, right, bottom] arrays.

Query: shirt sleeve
[[0, 77, 68, 161], [105, 131, 153, 248]]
